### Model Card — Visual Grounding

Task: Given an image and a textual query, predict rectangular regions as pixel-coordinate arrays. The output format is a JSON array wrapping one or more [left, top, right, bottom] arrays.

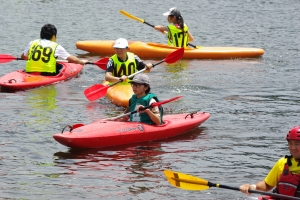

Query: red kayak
[[0, 62, 83, 91], [258, 196, 271, 200], [53, 112, 210, 148]]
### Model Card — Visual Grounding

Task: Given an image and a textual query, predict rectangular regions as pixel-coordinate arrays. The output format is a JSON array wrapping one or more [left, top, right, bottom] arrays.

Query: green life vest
[[110, 52, 137, 83], [129, 93, 164, 125], [167, 24, 189, 47], [25, 39, 58, 73]]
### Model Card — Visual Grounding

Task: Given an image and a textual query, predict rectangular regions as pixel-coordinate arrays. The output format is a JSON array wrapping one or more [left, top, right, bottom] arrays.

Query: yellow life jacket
[[25, 39, 58, 73], [167, 24, 189, 47], [110, 52, 137, 83]]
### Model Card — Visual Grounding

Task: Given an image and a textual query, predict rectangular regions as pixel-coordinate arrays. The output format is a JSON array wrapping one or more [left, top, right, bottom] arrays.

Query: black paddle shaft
[[209, 182, 300, 200]]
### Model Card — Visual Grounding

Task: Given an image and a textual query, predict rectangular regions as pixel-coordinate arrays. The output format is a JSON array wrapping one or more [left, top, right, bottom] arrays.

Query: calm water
[[1, 0, 300, 199]]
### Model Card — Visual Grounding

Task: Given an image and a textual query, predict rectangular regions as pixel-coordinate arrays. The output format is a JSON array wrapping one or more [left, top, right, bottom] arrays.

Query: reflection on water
[[25, 85, 60, 129], [52, 127, 206, 195], [53, 127, 206, 165], [164, 59, 190, 74]]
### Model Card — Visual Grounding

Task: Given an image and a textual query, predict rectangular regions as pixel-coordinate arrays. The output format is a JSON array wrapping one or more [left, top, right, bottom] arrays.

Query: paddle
[[84, 47, 184, 101], [85, 57, 109, 70], [107, 96, 182, 121], [164, 170, 300, 200], [0, 54, 109, 69], [0, 54, 24, 63], [119, 10, 201, 49]]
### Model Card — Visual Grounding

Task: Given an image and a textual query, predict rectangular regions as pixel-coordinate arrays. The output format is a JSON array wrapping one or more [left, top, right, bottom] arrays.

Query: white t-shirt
[[23, 39, 70, 60]]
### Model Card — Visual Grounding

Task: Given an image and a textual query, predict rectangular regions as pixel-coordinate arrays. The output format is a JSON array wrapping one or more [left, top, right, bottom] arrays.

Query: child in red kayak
[[21, 24, 87, 76], [239, 126, 300, 199], [154, 7, 194, 47], [118, 73, 163, 125]]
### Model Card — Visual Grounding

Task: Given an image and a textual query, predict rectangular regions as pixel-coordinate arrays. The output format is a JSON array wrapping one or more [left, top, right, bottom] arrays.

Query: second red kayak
[[0, 62, 83, 91], [53, 112, 210, 148]]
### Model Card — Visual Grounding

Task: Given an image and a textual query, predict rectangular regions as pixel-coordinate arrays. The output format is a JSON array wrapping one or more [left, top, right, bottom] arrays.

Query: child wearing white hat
[[105, 38, 153, 84], [154, 8, 194, 47]]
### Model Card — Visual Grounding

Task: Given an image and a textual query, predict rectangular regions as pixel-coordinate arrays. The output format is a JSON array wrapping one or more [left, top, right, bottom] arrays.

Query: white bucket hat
[[113, 38, 128, 48]]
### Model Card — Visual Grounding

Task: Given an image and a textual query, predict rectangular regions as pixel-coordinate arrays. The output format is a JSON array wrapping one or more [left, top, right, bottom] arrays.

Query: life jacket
[[110, 52, 137, 83], [167, 24, 189, 47], [129, 93, 163, 125], [275, 155, 300, 198], [25, 39, 58, 73]]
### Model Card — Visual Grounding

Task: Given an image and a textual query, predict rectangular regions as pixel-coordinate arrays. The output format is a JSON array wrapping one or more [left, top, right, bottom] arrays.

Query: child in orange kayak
[[105, 38, 153, 83], [154, 7, 194, 47], [118, 74, 163, 125]]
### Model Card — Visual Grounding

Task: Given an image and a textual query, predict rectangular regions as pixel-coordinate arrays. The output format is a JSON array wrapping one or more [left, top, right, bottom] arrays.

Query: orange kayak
[[76, 40, 264, 59], [103, 81, 133, 107]]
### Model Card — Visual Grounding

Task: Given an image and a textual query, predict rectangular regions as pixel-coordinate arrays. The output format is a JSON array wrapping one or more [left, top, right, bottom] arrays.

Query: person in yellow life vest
[[105, 38, 153, 83], [21, 24, 87, 76], [239, 126, 300, 199], [154, 7, 194, 47]]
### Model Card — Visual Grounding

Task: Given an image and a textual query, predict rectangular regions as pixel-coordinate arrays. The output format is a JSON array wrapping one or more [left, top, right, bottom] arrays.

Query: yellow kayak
[[103, 81, 133, 107], [76, 40, 264, 59]]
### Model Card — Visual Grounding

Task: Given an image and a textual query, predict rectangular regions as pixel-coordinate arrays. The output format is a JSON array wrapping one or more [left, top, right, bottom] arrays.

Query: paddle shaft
[[137, 19, 195, 48], [108, 96, 182, 121], [171, 177, 300, 200], [141, 22, 194, 48], [0, 54, 108, 69], [5, 56, 67, 63], [108, 101, 154, 121], [218, 183, 300, 200], [86, 67, 147, 98], [85, 58, 166, 97], [111, 67, 147, 86]]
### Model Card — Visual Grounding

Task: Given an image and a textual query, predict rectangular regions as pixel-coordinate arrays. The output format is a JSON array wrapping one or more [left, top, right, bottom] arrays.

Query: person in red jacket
[[239, 126, 300, 198]]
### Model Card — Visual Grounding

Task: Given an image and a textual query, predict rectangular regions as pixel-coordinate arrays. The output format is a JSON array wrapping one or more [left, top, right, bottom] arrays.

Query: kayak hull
[[76, 40, 264, 59], [0, 62, 83, 91], [105, 81, 133, 107], [258, 196, 277, 200], [53, 112, 210, 148]]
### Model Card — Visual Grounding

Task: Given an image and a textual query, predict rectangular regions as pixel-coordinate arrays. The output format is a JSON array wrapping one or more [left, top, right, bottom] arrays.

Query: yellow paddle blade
[[164, 170, 210, 191], [119, 10, 145, 24]]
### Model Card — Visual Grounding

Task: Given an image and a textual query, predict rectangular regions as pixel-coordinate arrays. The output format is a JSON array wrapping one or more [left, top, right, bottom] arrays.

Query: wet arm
[[144, 107, 161, 125], [239, 181, 274, 195], [21, 53, 28, 60], [105, 72, 127, 83], [118, 107, 130, 122], [66, 55, 86, 65], [188, 30, 194, 42], [154, 25, 168, 34]]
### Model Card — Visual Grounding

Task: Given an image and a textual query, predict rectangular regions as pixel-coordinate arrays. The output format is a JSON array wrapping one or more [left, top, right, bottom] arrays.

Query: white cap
[[113, 38, 128, 48], [163, 7, 181, 17]]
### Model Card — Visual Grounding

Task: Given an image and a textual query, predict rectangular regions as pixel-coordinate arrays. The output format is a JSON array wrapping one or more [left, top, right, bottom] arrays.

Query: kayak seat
[[156, 120, 168, 127], [24, 63, 64, 76], [55, 63, 63, 75]]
